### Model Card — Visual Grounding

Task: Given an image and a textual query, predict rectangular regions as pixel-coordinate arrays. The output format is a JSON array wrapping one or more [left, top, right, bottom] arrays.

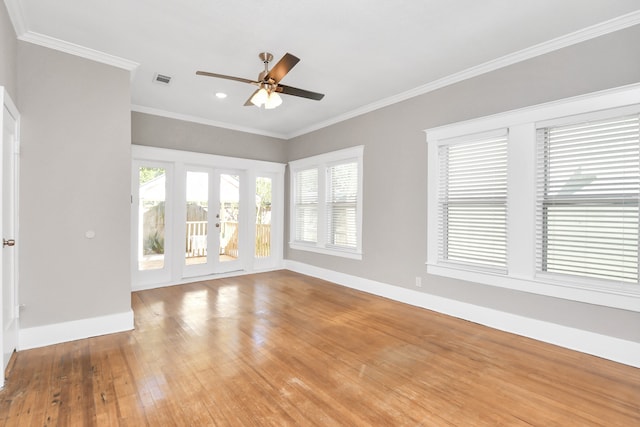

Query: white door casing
[[0, 87, 20, 386]]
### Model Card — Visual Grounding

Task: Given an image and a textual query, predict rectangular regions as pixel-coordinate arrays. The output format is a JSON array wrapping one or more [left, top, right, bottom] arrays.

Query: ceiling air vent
[[153, 73, 172, 85]]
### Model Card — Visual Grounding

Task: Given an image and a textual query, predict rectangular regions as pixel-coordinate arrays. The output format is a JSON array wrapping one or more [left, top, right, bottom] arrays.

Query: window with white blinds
[[427, 87, 640, 311], [294, 168, 318, 243], [438, 132, 508, 271], [289, 146, 363, 259], [327, 161, 358, 248], [536, 114, 640, 284]]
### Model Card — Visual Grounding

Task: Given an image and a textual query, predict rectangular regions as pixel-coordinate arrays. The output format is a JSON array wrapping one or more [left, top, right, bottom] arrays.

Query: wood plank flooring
[[0, 270, 638, 426]]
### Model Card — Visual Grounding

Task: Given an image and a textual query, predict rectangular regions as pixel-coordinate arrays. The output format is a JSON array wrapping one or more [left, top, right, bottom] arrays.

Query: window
[[536, 114, 639, 284], [438, 131, 508, 271], [289, 146, 364, 259], [293, 168, 318, 243], [426, 84, 640, 312], [327, 161, 358, 248]]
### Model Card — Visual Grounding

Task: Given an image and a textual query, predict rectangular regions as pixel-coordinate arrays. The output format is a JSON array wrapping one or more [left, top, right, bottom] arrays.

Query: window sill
[[289, 242, 362, 260], [426, 262, 640, 312]]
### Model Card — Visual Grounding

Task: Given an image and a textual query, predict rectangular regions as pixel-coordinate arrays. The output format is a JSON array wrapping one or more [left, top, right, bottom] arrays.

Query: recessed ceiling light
[[215, 92, 227, 99]]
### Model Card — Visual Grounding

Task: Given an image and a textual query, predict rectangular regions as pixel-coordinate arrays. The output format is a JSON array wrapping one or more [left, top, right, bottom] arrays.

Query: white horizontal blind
[[326, 161, 358, 248], [536, 114, 640, 284], [294, 168, 318, 243], [438, 133, 508, 270]]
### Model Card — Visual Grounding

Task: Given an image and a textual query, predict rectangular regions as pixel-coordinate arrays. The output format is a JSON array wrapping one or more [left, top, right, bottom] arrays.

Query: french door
[[183, 168, 243, 277], [133, 165, 245, 284], [132, 146, 284, 289]]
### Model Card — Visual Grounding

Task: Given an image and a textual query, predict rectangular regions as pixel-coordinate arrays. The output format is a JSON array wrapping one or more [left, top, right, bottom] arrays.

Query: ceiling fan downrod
[[258, 52, 273, 82]]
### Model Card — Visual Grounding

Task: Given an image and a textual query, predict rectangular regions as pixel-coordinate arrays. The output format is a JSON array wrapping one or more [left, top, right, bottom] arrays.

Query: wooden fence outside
[[185, 221, 271, 259], [255, 224, 271, 258]]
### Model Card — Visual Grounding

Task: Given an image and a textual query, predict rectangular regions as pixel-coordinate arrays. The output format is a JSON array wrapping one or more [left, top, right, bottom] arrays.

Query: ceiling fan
[[196, 52, 324, 109]]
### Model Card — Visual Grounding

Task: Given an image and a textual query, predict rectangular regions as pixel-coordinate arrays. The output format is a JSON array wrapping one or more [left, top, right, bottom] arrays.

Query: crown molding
[[131, 105, 288, 140], [5, 0, 138, 71], [287, 10, 640, 139], [18, 31, 139, 71]]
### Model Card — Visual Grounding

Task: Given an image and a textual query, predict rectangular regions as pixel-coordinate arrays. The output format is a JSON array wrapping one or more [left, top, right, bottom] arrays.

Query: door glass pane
[[255, 177, 272, 258], [220, 174, 239, 263], [139, 167, 166, 270], [186, 171, 209, 266]]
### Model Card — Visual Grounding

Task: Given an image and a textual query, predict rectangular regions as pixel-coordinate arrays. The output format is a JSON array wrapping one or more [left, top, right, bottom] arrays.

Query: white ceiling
[[6, 0, 640, 138]]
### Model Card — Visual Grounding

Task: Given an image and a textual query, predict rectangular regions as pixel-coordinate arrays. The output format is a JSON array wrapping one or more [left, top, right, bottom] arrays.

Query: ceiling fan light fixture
[[197, 52, 324, 108], [264, 91, 282, 109], [250, 87, 269, 107]]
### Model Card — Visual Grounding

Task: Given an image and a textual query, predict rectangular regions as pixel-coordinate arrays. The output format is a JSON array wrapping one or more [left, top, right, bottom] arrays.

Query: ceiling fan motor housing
[[259, 52, 274, 63]]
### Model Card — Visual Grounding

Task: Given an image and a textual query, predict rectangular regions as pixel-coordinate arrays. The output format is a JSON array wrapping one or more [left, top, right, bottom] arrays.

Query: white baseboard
[[19, 310, 134, 350], [284, 260, 640, 368], [132, 266, 283, 292]]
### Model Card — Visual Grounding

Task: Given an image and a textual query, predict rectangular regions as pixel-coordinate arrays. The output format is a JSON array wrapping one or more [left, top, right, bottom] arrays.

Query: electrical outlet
[[415, 276, 422, 287]]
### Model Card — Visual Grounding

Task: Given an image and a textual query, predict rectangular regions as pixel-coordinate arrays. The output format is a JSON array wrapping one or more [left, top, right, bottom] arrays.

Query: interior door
[[1, 89, 19, 383]]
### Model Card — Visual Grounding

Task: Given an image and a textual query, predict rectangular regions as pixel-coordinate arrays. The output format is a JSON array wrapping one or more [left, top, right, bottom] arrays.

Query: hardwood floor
[[0, 270, 638, 426]]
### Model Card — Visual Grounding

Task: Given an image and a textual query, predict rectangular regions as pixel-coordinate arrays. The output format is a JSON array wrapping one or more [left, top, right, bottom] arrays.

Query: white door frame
[[0, 87, 20, 387]]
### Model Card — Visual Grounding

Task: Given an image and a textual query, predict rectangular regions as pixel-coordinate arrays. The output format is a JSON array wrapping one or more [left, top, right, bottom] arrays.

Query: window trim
[[289, 146, 364, 260], [425, 83, 640, 312]]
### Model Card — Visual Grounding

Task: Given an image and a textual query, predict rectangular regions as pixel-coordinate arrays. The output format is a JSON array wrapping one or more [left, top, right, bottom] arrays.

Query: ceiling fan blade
[[196, 71, 257, 85], [276, 84, 324, 101], [264, 53, 300, 84], [244, 89, 260, 106]]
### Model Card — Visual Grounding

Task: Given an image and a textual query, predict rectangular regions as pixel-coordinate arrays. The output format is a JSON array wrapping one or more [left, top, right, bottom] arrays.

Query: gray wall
[[286, 24, 640, 342], [0, 2, 17, 99], [17, 43, 132, 328], [132, 112, 288, 163]]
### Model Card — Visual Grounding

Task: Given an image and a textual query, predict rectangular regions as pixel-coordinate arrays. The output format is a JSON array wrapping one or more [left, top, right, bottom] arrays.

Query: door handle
[[3, 239, 15, 247], [215, 223, 220, 228]]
